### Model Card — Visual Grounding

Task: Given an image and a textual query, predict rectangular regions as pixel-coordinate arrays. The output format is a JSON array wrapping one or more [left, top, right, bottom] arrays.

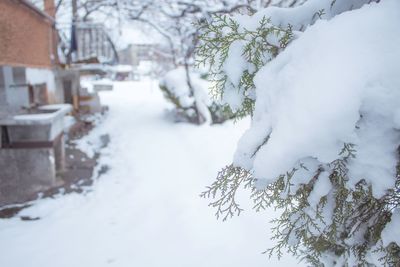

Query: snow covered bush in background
[[199, 0, 400, 265], [159, 67, 233, 124]]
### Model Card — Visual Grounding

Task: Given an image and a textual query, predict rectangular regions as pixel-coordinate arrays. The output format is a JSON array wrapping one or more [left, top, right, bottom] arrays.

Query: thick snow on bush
[[233, 0, 400, 199], [234, 0, 373, 32], [159, 67, 212, 123], [200, 0, 400, 264], [382, 210, 400, 247]]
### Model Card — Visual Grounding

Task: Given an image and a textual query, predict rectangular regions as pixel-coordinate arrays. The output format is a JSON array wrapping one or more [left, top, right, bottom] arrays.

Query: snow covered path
[[0, 80, 302, 267]]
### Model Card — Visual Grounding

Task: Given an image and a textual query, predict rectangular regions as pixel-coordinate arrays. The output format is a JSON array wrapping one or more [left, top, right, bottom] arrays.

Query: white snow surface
[[233, 0, 400, 199], [223, 41, 246, 88], [381, 209, 400, 247], [0, 80, 302, 267], [38, 104, 73, 111], [234, 0, 373, 32], [13, 113, 55, 121], [118, 26, 161, 49], [26, 68, 56, 93], [222, 41, 248, 111], [110, 65, 134, 73], [80, 77, 95, 94]]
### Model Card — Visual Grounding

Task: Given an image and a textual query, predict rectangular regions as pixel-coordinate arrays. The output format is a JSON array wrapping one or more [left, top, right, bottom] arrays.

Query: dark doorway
[[63, 80, 73, 104]]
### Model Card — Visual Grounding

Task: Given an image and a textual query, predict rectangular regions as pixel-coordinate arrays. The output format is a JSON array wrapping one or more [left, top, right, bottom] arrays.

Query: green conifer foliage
[[197, 15, 293, 119], [197, 1, 400, 265]]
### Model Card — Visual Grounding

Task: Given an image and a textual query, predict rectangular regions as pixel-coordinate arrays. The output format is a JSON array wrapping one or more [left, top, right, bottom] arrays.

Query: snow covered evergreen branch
[[199, 0, 400, 265]]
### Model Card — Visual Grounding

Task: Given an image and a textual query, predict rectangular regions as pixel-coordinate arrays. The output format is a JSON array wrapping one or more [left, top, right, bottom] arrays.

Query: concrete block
[[0, 147, 56, 206]]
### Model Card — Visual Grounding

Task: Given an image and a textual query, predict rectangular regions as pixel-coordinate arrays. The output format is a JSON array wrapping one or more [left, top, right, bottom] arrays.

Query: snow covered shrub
[[159, 67, 233, 124], [199, 0, 400, 265]]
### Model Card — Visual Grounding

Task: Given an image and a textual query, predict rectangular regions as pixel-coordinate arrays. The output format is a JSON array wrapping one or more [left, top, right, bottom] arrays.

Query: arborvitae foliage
[[196, 15, 293, 119], [202, 142, 400, 265], [197, 6, 400, 267]]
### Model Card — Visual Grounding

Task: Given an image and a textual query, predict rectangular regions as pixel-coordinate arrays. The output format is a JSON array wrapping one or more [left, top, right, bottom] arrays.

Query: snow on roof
[[77, 64, 110, 71], [92, 78, 114, 86], [110, 65, 133, 73], [117, 27, 161, 50]]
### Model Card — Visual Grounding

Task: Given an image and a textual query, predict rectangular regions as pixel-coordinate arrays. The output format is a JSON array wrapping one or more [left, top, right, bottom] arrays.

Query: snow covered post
[[199, 0, 400, 265]]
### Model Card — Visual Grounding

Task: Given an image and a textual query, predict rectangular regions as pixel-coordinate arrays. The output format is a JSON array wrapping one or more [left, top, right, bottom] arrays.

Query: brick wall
[[0, 0, 56, 68]]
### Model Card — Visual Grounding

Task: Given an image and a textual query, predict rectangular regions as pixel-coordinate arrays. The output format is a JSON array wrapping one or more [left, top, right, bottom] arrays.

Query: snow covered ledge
[[0, 104, 72, 142]]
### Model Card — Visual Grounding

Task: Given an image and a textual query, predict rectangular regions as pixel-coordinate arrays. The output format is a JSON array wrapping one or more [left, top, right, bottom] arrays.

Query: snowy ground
[[0, 79, 302, 267]]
